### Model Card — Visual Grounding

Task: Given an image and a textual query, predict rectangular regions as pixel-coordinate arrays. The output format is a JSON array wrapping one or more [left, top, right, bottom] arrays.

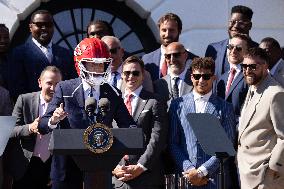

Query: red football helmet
[[74, 38, 112, 85]]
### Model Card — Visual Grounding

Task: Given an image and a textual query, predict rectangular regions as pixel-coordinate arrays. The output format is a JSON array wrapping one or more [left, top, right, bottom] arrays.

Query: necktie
[[160, 61, 168, 77], [172, 77, 180, 99], [42, 46, 53, 63], [112, 71, 118, 87], [88, 87, 93, 97], [125, 94, 133, 115], [226, 67, 236, 95]]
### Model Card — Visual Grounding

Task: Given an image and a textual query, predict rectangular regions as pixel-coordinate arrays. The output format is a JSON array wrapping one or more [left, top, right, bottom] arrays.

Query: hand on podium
[[50, 103, 68, 125]]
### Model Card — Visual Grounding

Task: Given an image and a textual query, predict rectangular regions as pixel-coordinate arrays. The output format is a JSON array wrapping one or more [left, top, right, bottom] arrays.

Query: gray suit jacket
[[153, 69, 193, 108], [113, 89, 168, 188], [0, 86, 13, 116], [272, 58, 284, 88], [237, 75, 284, 189], [6, 91, 40, 180]]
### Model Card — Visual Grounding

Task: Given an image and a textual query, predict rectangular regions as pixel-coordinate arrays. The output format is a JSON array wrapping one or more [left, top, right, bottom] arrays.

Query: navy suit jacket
[[216, 72, 248, 117], [169, 93, 237, 188], [38, 78, 135, 181], [142, 48, 198, 81], [205, 38, 258, 80], [7, 39, 77, 101]]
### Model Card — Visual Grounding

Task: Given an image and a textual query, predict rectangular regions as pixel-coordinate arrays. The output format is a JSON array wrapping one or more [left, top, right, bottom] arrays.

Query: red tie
[[161, 61, 168, 77], [125, 94, 133, 115], [226, 68, 236, 95]]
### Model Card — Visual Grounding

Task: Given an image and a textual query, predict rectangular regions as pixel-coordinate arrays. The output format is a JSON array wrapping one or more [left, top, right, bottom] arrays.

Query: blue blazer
[[7, 39, 77, 100], [217, 72, 248, 117], [205, 38, 258, 80], [142, 48, 198, 81], [169, 93, 237, 188], [38, 78, 135, 182]]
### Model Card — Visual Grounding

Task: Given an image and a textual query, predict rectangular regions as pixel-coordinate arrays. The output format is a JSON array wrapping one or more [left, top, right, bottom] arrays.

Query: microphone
[[98, 98, 110, 117], [85, 97, 97, 118]]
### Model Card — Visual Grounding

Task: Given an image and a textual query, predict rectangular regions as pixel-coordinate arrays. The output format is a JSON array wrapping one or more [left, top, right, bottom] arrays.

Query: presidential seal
[[83, 123, 113, 154]]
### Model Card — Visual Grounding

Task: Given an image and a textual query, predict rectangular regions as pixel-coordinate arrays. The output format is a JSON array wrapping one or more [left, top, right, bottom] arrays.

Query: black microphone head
[[98, 98, 110, 117], [85, 97, 97, 116]]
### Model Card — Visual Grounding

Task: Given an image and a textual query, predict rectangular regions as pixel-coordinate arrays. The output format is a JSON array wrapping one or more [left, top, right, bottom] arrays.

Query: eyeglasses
[[31, 22, 53, 28], [109, 47, 120, 54], [164, 52, 185, 60], [228, 20, 251, 26], [240, 63, 257, 71], [123, 70, 140, 77], [226, 44, 243, 52], [192, 74, 212, 80]]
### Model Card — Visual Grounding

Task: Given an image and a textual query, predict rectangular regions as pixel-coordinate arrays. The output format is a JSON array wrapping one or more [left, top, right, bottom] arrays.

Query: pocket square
[[141, 109, 149, 114]]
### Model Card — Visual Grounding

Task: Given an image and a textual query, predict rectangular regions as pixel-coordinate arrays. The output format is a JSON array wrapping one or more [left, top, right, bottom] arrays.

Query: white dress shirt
[[123, 86, 142, 116], [110, 65, 123, 89], [169, 68, 188, 97]]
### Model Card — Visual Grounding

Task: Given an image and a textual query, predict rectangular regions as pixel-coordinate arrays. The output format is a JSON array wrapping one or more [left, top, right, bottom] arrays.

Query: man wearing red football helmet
[[38, 38, 135, 189]]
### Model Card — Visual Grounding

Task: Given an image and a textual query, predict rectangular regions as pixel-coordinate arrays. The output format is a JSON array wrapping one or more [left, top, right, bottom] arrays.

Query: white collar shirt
[[123, 86, 142, 115]]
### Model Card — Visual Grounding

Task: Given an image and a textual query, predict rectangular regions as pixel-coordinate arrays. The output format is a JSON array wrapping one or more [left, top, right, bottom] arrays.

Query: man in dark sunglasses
[[259, 37, 284, 87], [216, 33, 249, 117], [154, 42, 193, 107], [101, 36, 153, 92], [6, 9, 77, 101], [205, 5, 258, 81], [237, 47, 284, 189], [113, 55, 168, 189], [169, 57, 236, 188]]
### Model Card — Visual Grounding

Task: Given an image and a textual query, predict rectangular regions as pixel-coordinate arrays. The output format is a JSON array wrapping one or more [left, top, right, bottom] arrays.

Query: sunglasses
[[228, 20, 251, 26], [123, 70, 140, 77], [240, 63, 257, 71], [164, 52, 184, 60], [192, 74, 212, 80], [109, 47, 120, 54], [31, 22, 53, 28], [226, 44, 243, 52]]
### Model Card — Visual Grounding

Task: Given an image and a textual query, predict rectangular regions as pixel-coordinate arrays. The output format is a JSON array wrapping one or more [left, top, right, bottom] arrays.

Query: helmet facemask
[[78, 57, 112, 86]]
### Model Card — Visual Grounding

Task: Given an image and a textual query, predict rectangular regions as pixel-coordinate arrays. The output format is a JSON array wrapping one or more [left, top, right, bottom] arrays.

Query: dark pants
[[13, 156, 51, 189]]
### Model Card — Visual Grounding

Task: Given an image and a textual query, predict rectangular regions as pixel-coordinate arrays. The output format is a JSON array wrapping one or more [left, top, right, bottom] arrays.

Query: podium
[[186, 113, 236, 189], [49, 128, 144, 189]]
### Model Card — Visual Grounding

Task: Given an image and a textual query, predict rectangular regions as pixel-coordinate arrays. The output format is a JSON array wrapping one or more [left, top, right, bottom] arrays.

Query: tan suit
[[237, 74, 284, 189]]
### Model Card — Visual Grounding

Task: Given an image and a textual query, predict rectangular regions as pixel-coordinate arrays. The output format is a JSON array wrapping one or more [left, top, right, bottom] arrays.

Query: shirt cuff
[[137, 163, 147, 171], [48, 118, 58, 129], [197, 166, 208, 176]]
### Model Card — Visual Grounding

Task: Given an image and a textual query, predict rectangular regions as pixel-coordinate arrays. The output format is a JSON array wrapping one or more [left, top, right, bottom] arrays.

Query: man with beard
[[6, 66, 62, 189], [205, 5, 258, 80], [7, 10, 77, 101], [142, 13, 197, 81], [237, 47, 284, 189], [259, 37, 284, 87]]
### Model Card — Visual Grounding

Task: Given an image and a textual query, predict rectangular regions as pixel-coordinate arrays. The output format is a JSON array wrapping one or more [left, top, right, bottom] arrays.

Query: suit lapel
[[204, 95, 218, 116], [28, 40, 50, 65], [226, 73, 243, 99], [180, 70, 193, 96], [32, 92, 40, 118], [238, 77, 270, 139], [164, 75, 173, 98], [132, 89, 149, 123], [73, 79, 85, 108]]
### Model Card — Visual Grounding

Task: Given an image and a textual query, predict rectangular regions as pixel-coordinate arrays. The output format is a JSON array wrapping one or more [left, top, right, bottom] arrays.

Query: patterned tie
[[42, 45, 53, 63], [125, 94, 133, 115], [172, 77, 180, 99], [112, 71, 118, 87], [88, 87, 93, 97], [226, 67, 236, 95]]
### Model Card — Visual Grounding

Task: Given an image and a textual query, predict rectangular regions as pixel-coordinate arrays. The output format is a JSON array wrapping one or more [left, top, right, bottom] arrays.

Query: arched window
[[11, 0, 159, 56]]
